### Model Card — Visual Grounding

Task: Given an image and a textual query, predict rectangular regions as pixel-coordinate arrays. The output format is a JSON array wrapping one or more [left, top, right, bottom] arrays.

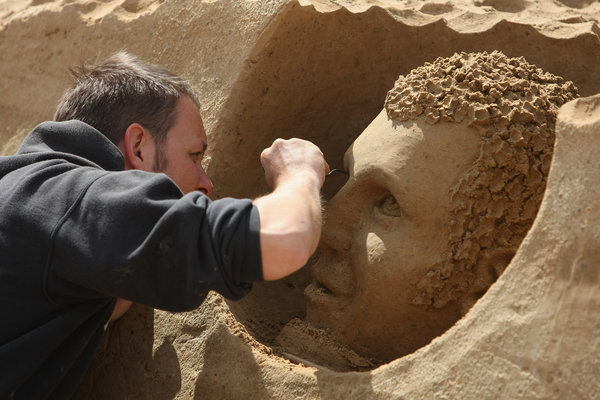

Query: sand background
[[1, 0, 600, 398]]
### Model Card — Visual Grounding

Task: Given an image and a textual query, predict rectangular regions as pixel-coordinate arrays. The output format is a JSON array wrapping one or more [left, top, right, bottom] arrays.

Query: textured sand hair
[[54, 51, 200, 168], [385, 51, 578, 310]]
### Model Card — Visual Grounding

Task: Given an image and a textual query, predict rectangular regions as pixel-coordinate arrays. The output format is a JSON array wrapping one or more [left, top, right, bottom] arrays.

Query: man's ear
[[119, 123, 156, 171]]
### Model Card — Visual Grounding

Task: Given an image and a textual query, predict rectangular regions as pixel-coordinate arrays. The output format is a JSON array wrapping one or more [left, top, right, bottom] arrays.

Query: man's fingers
[[260, 137, 328, 190]]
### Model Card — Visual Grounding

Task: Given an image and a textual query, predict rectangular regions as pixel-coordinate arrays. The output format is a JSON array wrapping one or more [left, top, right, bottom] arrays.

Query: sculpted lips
[[304, 282, 350, 316]]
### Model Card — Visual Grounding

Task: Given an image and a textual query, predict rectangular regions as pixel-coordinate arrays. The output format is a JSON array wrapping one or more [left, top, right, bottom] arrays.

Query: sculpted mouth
[[303, 246, 355, 319], [309, 275, 352, 298], [306, 278, 345, 299], [304, 279, 351, 331], [304, 280, 351, 313]]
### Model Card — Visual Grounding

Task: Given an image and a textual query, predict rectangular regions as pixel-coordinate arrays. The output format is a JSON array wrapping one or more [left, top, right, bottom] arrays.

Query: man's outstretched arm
[[253, 138, 328, 281]]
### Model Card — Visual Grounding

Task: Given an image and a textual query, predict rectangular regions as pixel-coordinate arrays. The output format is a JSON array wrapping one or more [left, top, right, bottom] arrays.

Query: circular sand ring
[[182, 94, 600, 399], [327, 93, 600, 398]]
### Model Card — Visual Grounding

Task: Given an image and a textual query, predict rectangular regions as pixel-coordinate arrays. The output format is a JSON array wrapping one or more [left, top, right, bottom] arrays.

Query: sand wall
[[1, 0, 600, 398]]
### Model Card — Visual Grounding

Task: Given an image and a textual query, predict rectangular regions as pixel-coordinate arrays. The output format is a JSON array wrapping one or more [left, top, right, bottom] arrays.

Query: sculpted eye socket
[[375, 193, 403, 218]]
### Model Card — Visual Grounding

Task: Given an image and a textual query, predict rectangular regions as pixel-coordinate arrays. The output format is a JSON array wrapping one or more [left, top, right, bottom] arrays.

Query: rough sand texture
[[1, 0, 600, 398]]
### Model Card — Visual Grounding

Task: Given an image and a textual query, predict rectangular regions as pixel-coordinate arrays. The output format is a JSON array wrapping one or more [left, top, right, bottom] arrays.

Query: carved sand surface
[[1, 0, 599, 398], [297, 51, 578, 369]]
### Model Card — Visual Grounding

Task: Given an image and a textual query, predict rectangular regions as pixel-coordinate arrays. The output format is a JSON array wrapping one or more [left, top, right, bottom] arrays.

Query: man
[[0, 52, 327, 399]]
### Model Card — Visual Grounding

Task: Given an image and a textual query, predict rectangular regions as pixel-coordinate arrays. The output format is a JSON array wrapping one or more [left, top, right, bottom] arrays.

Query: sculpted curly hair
[[385, 51, 578, 310]]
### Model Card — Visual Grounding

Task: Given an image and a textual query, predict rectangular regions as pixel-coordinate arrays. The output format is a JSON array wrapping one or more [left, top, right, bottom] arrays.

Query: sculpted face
[[304, 110, 480, 361]]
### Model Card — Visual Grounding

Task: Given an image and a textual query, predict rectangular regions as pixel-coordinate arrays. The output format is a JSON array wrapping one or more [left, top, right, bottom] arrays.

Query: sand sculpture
[[277, 51, 578, 370], [2, 0, 600, 398]]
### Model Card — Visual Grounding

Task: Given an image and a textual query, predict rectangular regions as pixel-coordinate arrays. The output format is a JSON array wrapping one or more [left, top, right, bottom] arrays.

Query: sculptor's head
[[305, 51, 578, 362], [54, 52, 213, 195]]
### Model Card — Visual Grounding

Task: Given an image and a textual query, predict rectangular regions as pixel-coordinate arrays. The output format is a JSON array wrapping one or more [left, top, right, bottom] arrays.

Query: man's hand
[[254, 138, 329, 281], [260, 138, 329, 190]]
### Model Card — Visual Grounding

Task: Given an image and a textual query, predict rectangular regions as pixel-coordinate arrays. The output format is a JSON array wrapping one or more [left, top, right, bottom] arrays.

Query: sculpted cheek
[[366, 232, 386, 264]]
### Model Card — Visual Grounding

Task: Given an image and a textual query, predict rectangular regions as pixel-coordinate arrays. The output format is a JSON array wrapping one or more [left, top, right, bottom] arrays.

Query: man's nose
[[198, 167, 213, 196]]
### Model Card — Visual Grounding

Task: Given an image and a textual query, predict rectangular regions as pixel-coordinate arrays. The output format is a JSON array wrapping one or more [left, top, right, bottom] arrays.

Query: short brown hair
[[54, 51, 199, 151]]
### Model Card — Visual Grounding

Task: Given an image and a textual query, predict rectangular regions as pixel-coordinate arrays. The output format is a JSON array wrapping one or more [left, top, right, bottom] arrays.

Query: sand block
[[2, 1, 600, 398]]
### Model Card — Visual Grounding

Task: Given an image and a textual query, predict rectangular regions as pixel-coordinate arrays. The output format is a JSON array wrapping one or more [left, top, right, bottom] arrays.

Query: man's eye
[[375, 193, 403, 218], [190, 152, 203, 162]]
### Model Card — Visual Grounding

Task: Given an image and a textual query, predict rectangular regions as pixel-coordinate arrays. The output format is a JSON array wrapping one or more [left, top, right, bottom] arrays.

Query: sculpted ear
[[119, 123, 155, 171]]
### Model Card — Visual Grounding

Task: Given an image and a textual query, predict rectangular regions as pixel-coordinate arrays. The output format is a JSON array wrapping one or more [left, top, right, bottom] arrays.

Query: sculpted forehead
[[347, 110, 479, 201], [349, 110, 420, 175]]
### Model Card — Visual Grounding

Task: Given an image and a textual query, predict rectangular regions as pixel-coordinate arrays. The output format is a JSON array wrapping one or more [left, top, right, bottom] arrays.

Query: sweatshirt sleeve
[[46, 168, 263, 311]]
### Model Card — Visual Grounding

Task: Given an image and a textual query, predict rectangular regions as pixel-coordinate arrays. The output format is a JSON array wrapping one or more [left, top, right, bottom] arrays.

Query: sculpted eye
[[375, 193, 403, 218]]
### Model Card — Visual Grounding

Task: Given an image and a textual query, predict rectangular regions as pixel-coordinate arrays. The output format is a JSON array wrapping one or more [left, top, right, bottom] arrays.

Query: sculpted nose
[[321, 226, 350, 254], [321, 192, 352, 252]]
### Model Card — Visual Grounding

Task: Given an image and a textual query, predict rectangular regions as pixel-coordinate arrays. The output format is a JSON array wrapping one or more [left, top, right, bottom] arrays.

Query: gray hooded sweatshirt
[[0, 120, 263, 399]]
